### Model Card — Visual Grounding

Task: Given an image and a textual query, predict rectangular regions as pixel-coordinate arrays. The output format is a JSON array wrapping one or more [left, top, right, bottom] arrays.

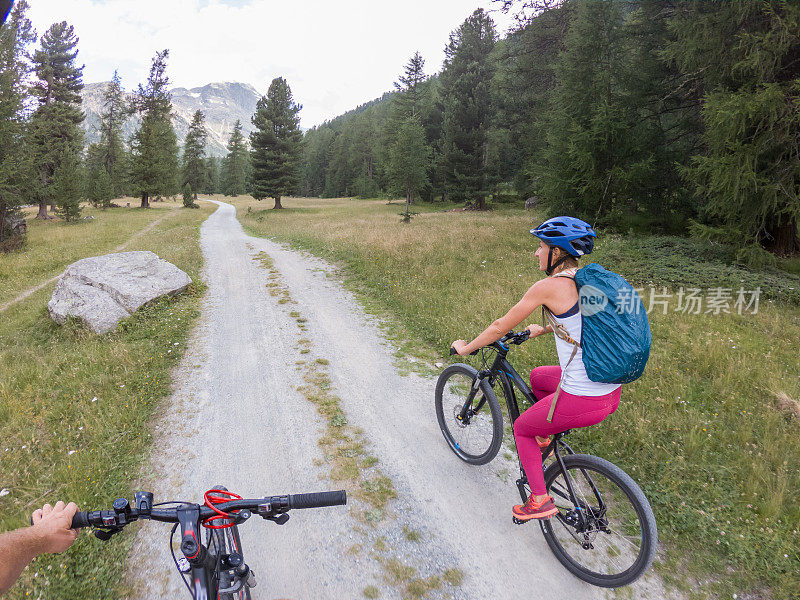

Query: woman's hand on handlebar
[[525, 324, 549, 338], [450, 339, 470, 356]]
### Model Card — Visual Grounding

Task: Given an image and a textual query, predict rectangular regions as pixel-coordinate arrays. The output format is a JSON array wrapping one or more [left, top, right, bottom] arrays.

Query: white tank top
[[548, 269, 621, 397]]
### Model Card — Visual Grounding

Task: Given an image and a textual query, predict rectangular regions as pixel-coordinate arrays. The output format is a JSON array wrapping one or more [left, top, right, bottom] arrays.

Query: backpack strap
[[547, 345, 578, 423], [541, 303, 581, 423]]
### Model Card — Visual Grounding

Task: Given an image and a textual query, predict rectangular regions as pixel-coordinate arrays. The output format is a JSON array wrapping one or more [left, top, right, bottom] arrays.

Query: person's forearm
[[0, 527, 42, 595], [464, 321, 505, 354]]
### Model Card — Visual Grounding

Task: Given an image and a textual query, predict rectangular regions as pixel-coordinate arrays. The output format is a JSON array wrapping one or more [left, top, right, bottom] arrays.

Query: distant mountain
[[81, 81, 261, 157]]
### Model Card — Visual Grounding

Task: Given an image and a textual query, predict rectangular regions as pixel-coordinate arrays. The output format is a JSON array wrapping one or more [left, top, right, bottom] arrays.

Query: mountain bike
[[436, 331, 657, 588], [69, 486, 347, 599]]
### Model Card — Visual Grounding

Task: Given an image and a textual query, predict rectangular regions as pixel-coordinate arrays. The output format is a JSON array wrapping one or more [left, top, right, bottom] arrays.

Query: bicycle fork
[[458, 370, 490, 423]]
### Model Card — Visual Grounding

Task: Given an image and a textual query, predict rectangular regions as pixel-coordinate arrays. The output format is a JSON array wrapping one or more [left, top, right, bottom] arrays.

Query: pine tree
[[130, 50, 179, 208], [182, 110, 207, 200], [222, 120, 248, 196], [250, 77, 302, 209], [52, 148, 83, 221], [28, 21, 85, 219], [388, 117, 431, 221], [182, 182, 195, 208], [203, 156, 220, 195], [667, 1, 800, 256], [439, 9, 496, 210], [382, 53, 430, 203], [85, 142, 113, 208], [98, 70, 129, 198], [0, 0, 36, 243]]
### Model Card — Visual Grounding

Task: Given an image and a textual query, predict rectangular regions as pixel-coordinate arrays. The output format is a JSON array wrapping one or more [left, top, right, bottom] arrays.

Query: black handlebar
[[288, 490, 347, 509], [449, 330, 531, 356], [69, 490, 348, 529]]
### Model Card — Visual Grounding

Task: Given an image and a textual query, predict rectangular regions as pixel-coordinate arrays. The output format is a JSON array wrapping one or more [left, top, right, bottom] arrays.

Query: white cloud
[[26, 0, 516, 128]]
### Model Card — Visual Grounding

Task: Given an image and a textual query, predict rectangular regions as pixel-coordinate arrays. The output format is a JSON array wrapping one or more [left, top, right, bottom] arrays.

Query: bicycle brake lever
[[94, 527, 122, 541], [264, 513, 290, 525]]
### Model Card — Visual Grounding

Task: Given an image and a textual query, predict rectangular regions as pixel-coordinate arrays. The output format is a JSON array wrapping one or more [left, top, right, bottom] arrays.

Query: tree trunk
[[140, 191, 149, 209], [273, 196, 283, 209], [763, 214, 800, 256], [0, 202, 6, 243], [36, 199, 49, 219], [403, 189, 412, 222], [194, 191, 198, 201]]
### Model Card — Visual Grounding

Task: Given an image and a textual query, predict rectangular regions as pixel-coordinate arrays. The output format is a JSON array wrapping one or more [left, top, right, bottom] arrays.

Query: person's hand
[[30, 501, 79, 554], [525, 324, 548, 338], [451, 339, 470, 356]]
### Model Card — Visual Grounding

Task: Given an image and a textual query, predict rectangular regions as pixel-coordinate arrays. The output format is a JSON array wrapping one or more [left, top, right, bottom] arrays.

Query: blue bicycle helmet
[[530, 216, 596, 275]]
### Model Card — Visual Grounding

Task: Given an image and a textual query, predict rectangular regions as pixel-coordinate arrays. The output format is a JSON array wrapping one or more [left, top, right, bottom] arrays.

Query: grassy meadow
[[0, 199, 214, 600], [229, 194, 800, 600], [0, 199, 187, 307]]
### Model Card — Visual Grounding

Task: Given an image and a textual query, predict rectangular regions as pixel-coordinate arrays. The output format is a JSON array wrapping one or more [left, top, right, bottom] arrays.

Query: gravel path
[[126, 200, 673, 600]]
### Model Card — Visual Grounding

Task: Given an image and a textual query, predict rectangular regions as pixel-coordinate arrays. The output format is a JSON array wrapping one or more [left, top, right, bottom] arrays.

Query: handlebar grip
[[71, 511, 91, 529], [288, 490, 347, 509], [450, 347, 479, 356]]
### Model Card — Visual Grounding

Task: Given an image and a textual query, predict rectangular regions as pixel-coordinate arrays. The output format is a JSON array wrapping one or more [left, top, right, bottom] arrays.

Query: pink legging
[[513, 366, 621, 495]]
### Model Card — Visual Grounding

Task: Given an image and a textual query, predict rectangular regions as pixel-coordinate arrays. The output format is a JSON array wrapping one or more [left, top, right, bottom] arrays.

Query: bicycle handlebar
[[449, 330, 530, 356], [69, 490, 347, 529]]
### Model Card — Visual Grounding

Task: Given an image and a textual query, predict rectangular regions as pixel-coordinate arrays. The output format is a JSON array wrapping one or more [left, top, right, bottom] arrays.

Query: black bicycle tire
[[539, 453, 657, 588], [206, 524, 251, 600], [434, 363, 503, 465], [225, 524, 251, 600]]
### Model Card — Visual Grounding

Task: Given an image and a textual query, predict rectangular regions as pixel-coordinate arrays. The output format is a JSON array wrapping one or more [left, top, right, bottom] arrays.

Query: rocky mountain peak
[[81, 81, 261, 157]]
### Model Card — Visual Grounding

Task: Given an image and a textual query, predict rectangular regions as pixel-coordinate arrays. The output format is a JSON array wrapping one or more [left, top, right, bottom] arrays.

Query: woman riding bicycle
[[451, 216, 622, 521]]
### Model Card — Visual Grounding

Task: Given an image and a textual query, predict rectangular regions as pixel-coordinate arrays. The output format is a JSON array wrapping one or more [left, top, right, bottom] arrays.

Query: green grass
[[0, 200, 214, 600], [233, 195, 800, 600]]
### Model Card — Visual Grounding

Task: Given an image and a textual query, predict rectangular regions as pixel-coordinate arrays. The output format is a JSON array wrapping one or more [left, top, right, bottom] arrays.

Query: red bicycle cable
[[202, 488, 242, 530]]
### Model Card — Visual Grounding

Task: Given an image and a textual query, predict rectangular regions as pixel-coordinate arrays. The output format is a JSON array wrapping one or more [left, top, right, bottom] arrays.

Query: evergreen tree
[[222, 120, 248, 195], [667, 1, 800, 256], [0, 0, 36, 243], [98, 70, 129, 197], [250, 77, 302, 209], [85, 142, 113, 207], [388, 117, 430, 221], [182, 182, 195, 208], [492, 2, 573, 199], [51, 148, 82, 221], [28, 21, 85, 219], [182, 110, 207, 200], [203, 156, 220, 195], [439, 9, 496, 210], [383, 53, 429, 202], [393, 52, 427, 119], [130, 50, 179, 208]]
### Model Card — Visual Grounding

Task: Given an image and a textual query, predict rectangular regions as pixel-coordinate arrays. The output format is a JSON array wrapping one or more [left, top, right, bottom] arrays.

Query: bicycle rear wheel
[[539, 454, 657, 588], [435, 363, 503, 465]]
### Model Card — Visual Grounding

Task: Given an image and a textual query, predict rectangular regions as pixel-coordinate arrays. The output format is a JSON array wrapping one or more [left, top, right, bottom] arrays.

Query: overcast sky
[[26, 0, 518, 129]]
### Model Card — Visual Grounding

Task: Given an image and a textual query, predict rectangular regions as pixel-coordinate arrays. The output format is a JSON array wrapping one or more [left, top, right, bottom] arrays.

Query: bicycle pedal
[[512, 516, 527, 525]]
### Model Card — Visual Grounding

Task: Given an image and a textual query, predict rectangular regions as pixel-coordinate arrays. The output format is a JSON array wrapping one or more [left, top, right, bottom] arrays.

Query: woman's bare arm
[[454, 279, 553, 355]]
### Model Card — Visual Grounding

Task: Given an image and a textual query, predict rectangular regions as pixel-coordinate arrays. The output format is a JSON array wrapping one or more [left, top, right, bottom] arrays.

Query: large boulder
[[48, 251, 192, 334]]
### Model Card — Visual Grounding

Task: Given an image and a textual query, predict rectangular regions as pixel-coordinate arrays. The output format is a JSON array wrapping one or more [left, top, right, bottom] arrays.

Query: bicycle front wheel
[[206, 524, 252, 600], [540, 454, 658, 588], [434, 363, 503, 465]]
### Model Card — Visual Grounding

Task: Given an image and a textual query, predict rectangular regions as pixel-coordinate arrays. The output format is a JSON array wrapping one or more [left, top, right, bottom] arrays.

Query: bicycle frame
[[467, 340, 591, 529]]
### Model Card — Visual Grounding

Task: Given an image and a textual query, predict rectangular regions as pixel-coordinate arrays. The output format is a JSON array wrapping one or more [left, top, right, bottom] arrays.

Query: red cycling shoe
[[512, 494, 558, 521]]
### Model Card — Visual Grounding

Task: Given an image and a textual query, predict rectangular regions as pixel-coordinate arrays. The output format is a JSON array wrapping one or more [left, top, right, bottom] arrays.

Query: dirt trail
[[126, 200, 674, 599], [0, 207, 180, 314]]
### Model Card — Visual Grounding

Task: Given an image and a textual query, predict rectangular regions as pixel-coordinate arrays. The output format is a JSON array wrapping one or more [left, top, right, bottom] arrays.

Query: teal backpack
[[543, 263, 651, 420]]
